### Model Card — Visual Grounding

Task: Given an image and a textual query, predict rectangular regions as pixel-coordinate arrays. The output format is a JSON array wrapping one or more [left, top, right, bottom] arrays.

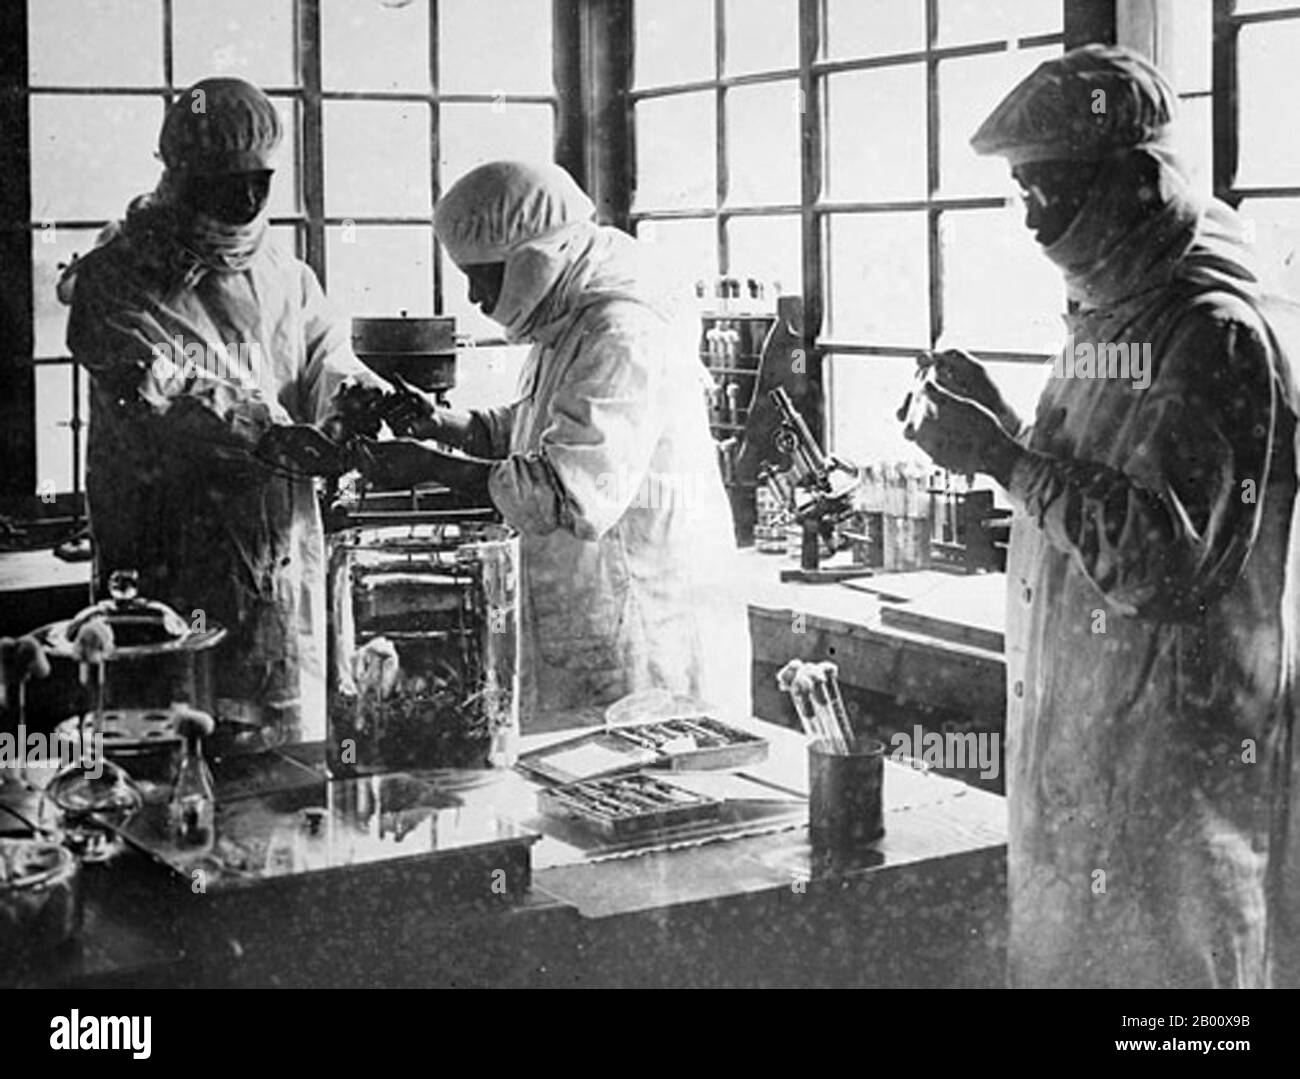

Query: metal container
[[808, 737, 885, 852], [32, 570, 225, 720], [29, 571, 225, 779], [0, 838, 82, 960], [326, 515, 520, 775], [351, 317, 457, 398]]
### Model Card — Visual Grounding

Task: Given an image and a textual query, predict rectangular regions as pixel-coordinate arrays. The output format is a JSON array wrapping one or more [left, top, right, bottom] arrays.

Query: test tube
[[777, 660, 820, 741], [816, 662, 854, 749]]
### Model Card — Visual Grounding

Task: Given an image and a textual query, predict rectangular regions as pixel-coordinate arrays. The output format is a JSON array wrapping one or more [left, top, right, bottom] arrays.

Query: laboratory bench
[[0, 546, 1009, 724], [1, 718, 1007, 989], [0, 546, 1011, 987]]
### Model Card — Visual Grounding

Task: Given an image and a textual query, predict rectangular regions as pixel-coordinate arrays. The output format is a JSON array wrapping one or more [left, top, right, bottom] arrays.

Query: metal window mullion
[[162, 0, 174, 93], [811, 32, 1063, 78], [1230, 7, 1300, 27], [821, 342, 1049, 363], [925, 0, 942, 350], [430, 0, 443, 314], [799, 0, 825, 446], [299, 0, 326, 282], [1212, 0, 1239, 206], [715, 0, 727, 276], [630, 67, 800, 100]]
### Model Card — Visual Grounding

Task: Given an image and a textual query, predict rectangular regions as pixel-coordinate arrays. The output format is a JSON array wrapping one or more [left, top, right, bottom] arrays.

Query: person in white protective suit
[[63, 77, 390, 746], [359, 160, 751, 731], [900, 44, 1300, 988]]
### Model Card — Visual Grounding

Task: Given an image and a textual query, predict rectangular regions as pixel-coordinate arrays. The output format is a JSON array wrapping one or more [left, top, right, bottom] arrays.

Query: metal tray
[[518, 716, 768, 785], [537, 773, 722, 839]]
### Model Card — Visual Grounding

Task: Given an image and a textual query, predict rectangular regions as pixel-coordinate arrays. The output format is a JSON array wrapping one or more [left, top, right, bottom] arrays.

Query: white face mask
[[489, 226, 591, 342]]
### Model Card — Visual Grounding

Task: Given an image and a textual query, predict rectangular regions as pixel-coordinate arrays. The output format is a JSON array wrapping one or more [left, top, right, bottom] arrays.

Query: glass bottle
[[170, 727, 215, 848]]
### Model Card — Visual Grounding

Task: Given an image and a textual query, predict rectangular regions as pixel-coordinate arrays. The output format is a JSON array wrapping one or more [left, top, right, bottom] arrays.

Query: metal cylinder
[[807, 737, 885, 853]]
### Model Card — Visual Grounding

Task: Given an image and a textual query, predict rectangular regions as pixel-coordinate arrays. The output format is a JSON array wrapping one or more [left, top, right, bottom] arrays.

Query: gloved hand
[[917, 349, 1022, 438], [349, 437, 492, 498], [322, 381, 388, 443], [900, 378, 1022, 485], [256, 423, 346, 476], [378, 373, 442, 440]]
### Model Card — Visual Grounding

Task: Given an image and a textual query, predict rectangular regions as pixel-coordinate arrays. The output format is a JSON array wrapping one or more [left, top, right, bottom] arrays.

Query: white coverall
[[1003, 152, 1300, 987], [436, 164, 751, 731], [66, 202, 383, 743]]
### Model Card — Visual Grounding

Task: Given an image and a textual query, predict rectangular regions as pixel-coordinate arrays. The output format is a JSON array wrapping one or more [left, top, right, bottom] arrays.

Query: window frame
[[1211, 0, 1300, 205], [627, 0, 1069, 459], [5, 0, 567, 511]]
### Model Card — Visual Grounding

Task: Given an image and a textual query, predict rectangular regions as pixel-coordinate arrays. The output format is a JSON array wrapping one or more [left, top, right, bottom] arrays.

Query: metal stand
[[778, 517, 875, 584]]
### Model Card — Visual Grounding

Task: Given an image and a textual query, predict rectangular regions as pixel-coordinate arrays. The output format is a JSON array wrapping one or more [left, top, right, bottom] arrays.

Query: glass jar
[[326, 517, 520, 776]]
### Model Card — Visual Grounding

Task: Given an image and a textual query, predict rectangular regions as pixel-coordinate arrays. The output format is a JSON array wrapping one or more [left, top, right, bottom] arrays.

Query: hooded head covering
[[159, 77, 283, 175], [435, 161, 618, 342], [971, 44, 1203, 308], [98, 77, 285, 284], [971, 44, 1177, 166], [58, 79, 283, 298]]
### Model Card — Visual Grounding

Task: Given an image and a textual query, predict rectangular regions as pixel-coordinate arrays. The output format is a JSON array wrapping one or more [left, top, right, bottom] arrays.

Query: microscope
[[760, 387, 872, 584]]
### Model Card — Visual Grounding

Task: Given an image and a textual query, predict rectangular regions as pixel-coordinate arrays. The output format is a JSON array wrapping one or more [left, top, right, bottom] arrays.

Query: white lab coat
[[66, 216, 383, 743], [1003, 188, 1300, 987], [475, 228, 751, 730]]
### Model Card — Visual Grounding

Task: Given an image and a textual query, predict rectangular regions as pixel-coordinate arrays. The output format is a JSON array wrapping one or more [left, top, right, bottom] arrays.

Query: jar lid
[[43, 569, 226, 657]]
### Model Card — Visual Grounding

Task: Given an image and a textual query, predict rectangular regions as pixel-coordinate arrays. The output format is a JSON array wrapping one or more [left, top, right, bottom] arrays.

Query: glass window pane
[[825, 66, 927, 202], [172, 0, 296, 88], [326, 226, 434, 317], [984, 359, 1051, 429], [1171, 94, 1212, 200], [938, 47, 1056, 198], [1165, 0, 1212, 95], [1238, 21, 1300, 187], [438, 103, 555, 191], [324, 102, 431, 217], [440, 0, 554, 95], [726, 215, 801, 298], [33, 227, 104, 359], [636, 218, 718, 294], [826, 213, 929, 345], [634, 93, 717, 211], [828, 354, 931, 467], [824, 0, 925, 59], [29, 0, 163, 87], [322, 0, 429, 92], [269, 224, 299, 260], [936, 0, 1061, 47], [829, 352, 1048, 473], [30, 94, 164, 222], [1240, 199, 1300, 300], [634, 0, 716, 88], [267, 97, 300, 216], [36, 364, 75, 496], [724, 0, 798, 75], [726, 81, 801, 206], [939, 207, 1063, 353]]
